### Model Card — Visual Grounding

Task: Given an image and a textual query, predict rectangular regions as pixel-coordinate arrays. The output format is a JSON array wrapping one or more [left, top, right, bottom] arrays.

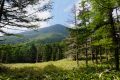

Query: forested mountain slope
[[0, 24, 69, 44]]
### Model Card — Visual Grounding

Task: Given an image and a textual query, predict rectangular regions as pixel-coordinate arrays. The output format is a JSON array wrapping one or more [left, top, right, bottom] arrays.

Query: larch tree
[[69, 0, 120, 70], [89, 0, 120, 70]]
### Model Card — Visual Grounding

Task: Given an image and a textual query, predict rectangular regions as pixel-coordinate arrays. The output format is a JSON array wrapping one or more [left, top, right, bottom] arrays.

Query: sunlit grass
[[3, 59, 93, 70], [1, 59, 119, 80], [2, 59, 111, 72]]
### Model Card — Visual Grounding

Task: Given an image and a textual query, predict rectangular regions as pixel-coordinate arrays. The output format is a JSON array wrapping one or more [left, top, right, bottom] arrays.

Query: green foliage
[[0, 41, 65, 63]]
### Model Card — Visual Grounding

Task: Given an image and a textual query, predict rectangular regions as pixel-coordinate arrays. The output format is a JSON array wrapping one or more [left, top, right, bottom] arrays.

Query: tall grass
[[0, 59, 120, 80]]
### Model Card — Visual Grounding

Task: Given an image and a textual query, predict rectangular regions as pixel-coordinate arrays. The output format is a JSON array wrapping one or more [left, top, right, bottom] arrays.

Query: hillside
[[0, 24, 69, 44]]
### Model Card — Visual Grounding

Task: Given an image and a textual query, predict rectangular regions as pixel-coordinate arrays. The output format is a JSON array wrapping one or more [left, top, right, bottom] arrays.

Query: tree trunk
[[85, 42, 88, 66], [95, 48, 98, 64], [42, 51, 44, 62], [99, 47, 102, 63], [105, 48, 109, 62], [5, 53, 8, 63], [76, 49, 79, 67], [36, 52, 39, 63], [51, 47, 54, 61], [109, 9, 119, 70], [0, 51, 4, 63], [91, 48, 95, 63], [56, 48, 60, 60]]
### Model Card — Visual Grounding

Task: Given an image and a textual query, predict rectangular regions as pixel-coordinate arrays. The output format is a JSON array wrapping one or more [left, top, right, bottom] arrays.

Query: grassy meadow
[[0, 59, 120, 80], [3, 59, 84, 70]]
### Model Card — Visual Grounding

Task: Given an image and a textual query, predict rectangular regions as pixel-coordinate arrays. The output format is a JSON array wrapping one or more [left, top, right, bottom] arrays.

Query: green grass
[[3, 59, 86, 70], [0, 59, 120, 80]]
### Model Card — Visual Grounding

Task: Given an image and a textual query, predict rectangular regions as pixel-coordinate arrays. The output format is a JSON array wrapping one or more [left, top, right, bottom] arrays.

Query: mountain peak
[[52, 24, 65, 26], [49, 24, 66, 28]]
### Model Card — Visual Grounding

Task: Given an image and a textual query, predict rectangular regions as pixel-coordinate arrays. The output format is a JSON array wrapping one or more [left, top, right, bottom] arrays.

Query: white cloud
[[67, 24, 75, 28], [1, 26, 28, 33], [38, 21, 50, 28], [1, 21, 49, 34], [35, 11, 51, 19]]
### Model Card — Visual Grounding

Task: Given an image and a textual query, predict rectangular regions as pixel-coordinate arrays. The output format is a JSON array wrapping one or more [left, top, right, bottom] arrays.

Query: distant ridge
[[0, 24, 69, 44]]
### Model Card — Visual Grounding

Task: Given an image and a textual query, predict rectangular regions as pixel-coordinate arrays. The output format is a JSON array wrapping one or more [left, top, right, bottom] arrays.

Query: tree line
[[0, 42, 65, 63]]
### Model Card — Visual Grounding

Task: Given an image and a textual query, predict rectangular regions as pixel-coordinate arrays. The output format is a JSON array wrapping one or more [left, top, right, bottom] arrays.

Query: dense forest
[[0, 42, 65, 63], [0, 0, 120, 80]]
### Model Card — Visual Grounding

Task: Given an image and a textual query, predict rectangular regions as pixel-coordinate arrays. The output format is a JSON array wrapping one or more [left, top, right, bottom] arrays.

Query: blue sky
[[50, 0, 78, 25]]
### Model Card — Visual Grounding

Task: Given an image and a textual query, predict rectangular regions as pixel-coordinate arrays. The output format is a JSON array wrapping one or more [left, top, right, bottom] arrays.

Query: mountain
[[0, 24, 69, 44]]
